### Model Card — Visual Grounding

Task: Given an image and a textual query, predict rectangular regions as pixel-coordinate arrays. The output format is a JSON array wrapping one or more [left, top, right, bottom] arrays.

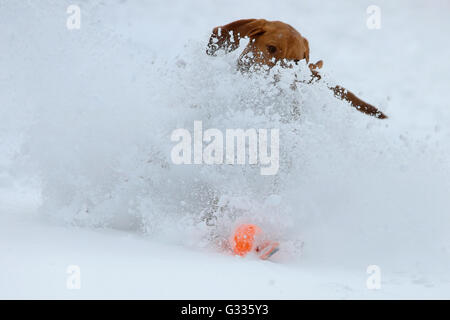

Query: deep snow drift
[[1, 0, 450, 298]]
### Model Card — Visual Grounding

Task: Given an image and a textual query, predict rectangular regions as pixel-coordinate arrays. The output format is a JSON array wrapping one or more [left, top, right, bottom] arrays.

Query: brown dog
[[206, 19, 387, 119]]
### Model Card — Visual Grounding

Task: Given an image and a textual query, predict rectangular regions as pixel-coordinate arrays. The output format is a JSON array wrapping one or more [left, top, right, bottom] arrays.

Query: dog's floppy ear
[[302, 37, 310, 63], [207, 19, 266, 55]]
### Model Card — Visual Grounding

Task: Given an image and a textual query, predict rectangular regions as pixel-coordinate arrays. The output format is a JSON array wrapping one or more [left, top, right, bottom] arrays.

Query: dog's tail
[[331, 85, 388, 119], [309, 61, 388, 119]]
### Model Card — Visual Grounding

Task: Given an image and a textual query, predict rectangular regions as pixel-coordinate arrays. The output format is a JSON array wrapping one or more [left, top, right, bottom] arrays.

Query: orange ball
[[232, 224, 262, 256]]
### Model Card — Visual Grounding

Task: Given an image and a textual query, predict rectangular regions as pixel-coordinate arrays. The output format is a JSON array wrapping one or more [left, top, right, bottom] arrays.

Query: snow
[[1, 0, 450, 299], [2, 188, 448, 299]]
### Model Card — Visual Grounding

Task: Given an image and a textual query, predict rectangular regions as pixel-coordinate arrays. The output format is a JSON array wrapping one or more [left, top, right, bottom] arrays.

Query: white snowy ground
[[1, 0, 450, 299], [2, 186, 448, 299]]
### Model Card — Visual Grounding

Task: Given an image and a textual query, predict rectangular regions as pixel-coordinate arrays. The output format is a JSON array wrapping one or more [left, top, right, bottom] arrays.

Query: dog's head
[[207, 19, 310, 69]]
